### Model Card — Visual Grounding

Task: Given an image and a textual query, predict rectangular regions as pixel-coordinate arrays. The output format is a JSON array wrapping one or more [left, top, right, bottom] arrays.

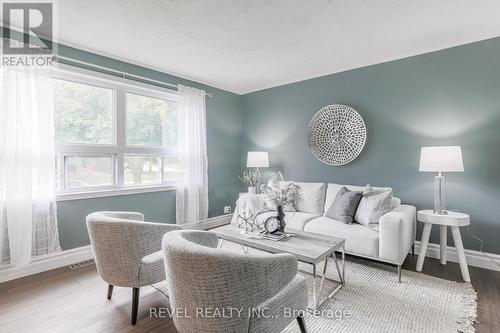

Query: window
[[55, 67, 180, 196], [54, 79, 114, 145], [162, 156, 184, 182], [124, 155, 160, 185], [65, 156, 114, 188], [126, 93, 178, 147]]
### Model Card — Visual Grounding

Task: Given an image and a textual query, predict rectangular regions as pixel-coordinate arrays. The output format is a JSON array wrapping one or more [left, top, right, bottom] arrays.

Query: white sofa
[[251, 182, 417, 281]]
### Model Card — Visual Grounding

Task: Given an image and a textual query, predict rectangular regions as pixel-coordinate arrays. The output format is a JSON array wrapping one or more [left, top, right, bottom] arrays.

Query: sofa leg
[[297, 315, 307, 333], [397, 265, 402, 283], [107, 284, 114, 300], [412, 244, 415, 257], [131, 287, 140, 325]]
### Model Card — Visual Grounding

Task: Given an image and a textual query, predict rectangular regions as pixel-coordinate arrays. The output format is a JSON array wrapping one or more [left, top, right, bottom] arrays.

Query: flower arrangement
[[238, 168, 258, 186], [260, 173, 301, 208]]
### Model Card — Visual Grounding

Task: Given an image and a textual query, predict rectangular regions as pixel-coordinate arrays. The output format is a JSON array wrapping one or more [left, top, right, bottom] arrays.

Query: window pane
[[124, 156, 160, 185], [54, 79, 113, 144], [162, 156, 184, 182], [65, 156, 113, 188], [126, 93, 178, 146]]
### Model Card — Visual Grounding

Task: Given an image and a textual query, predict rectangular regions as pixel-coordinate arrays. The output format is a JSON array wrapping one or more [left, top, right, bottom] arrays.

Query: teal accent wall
[[241, 37, 500, 255], [57, 191, 176, 250], [5, 27, 500, 255], [54, 44, 242, 250]]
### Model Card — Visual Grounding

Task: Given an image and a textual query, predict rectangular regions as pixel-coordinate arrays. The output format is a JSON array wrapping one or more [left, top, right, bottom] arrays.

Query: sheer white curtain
[[0, 65, 61, 266], [176, 85, 208, 224]]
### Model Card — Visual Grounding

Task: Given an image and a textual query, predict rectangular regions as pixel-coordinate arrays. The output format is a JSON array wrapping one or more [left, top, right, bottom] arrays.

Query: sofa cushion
[[304, 217, 379, 258], [139, 250, 166, 285], [323, 183, 392, 216], [256, 211, 319, 231], [281, 181, 326, 215], [325, 187, 362, 224]]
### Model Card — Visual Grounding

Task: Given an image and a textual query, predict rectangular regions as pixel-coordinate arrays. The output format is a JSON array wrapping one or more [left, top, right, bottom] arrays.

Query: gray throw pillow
[[325, 187, 362, 224]]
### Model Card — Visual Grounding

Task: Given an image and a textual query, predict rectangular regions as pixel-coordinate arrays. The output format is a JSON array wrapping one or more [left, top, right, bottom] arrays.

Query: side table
[[416, 210, 471, 282]]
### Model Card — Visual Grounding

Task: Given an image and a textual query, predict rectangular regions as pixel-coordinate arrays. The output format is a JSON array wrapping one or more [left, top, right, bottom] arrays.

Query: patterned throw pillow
[[325, 186, 363, 224], [354, 184, 393, 231]]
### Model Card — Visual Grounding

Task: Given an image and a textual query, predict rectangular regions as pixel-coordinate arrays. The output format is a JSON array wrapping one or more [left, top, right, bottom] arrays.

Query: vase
[[277, 205, 286, 232], [248, 186, 257, 194]]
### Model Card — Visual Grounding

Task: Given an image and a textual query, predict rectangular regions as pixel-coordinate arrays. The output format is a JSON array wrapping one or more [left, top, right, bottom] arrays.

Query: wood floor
[[0, 254, 498, 333]]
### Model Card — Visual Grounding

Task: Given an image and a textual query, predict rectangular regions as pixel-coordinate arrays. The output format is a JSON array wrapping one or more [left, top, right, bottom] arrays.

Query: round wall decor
[[307, 104, 366, 166]]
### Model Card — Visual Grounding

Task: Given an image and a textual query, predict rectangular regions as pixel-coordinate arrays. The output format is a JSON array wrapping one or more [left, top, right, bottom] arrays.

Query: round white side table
[[416, 210, 471, 282]]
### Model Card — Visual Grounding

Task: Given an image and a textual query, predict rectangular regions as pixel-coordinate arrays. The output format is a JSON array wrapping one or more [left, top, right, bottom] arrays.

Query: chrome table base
[[309, 246, 345, 311]]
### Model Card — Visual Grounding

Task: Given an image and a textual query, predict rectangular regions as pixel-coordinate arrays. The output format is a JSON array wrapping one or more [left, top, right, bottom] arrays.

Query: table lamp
[[419, 146, 464, 215], [246, 151, 269, 193]]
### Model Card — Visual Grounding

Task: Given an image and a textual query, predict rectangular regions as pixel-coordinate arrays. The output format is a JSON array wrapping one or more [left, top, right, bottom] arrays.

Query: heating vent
[[69, 259, 95, 269]]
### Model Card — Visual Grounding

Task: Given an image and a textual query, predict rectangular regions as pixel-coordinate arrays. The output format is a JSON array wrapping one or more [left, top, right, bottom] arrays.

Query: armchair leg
[[297, 315, 307, 333], [412, 244, 415, 257], [107, 284, 114, 300], [397, 265, 402, 283], [131, 287, 140, 325]]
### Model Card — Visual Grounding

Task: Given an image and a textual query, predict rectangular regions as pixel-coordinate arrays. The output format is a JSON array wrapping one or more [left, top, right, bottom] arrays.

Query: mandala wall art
[[307, 104, 367, 166]]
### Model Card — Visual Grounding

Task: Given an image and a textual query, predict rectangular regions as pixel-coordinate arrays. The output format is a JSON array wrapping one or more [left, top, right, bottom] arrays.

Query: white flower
[[260, 181, 301, 208], [238, 168, 258, 186]]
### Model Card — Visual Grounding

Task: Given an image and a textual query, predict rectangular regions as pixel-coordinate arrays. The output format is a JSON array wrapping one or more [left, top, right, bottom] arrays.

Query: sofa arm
[[378, 204, 416, 265]]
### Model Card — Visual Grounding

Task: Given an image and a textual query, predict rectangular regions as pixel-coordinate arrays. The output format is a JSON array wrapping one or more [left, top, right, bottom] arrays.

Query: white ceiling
[[53, 0, 500, 94]]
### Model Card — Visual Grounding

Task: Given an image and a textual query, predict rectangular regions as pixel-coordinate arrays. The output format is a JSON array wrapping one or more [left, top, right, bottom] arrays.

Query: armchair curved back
[[86, 211, 180, 287], [162, 230, 298, 333]]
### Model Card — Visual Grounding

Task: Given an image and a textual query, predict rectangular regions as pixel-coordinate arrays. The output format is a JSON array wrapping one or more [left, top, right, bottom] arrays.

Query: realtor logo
[[2, 2, 53, 55]]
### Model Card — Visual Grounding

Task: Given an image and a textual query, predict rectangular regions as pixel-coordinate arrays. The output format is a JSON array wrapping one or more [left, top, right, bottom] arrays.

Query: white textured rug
[[282, 258, 477, 333], [155, 242, 477, 333]]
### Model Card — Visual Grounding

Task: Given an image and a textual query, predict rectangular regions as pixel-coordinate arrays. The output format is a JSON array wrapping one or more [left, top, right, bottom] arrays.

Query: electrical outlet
[[224, 206, 232, 214]]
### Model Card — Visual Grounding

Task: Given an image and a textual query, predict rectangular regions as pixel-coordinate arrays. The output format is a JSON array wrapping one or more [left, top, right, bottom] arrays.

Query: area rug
[[282, 258, 477, 333], [154, 246, 477, 333]]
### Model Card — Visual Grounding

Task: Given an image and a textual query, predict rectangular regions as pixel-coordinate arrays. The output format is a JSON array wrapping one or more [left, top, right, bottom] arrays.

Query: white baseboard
[[183, 213, 232, 230], [413, 241, 500, 272], [0, 245, 94, 283], [0, 214, 232, 284]]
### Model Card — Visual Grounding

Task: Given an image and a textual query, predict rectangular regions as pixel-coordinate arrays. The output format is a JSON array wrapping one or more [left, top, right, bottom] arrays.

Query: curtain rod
[[54, 55, 213, 98]]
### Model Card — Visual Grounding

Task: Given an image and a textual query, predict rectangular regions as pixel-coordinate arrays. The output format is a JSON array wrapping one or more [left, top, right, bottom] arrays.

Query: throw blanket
[[231, 194, 270, 225]]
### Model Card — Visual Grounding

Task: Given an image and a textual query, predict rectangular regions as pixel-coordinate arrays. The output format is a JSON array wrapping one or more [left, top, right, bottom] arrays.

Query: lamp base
[[434, 173, 447, 215], [255, 167, 261, 193]]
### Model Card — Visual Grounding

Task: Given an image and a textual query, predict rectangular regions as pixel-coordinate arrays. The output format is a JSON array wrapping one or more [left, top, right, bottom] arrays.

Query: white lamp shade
[[246, 151, 269, 168], [419, 146, 464, 172]]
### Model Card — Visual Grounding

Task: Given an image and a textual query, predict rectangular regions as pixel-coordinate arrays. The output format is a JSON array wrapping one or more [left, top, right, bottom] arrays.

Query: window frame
[[54, 65, 180, 201]]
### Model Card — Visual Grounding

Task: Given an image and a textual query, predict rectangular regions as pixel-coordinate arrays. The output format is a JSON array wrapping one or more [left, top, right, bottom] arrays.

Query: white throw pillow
[[390, 197, 401, 209], [354, 185, 393, 231], [281, 181, 326, 215]]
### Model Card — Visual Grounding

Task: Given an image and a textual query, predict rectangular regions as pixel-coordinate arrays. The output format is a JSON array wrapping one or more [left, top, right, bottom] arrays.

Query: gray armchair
[[86, 211, 180, 325], [162, 230, 308, 333]]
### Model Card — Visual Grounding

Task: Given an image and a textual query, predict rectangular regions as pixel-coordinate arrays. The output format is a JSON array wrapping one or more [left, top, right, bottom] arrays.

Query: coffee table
[[212, 224, 346, 310]]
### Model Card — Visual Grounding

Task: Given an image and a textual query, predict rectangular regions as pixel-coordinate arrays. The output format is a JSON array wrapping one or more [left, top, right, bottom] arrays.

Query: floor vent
[[69, 259, 95, 269]]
